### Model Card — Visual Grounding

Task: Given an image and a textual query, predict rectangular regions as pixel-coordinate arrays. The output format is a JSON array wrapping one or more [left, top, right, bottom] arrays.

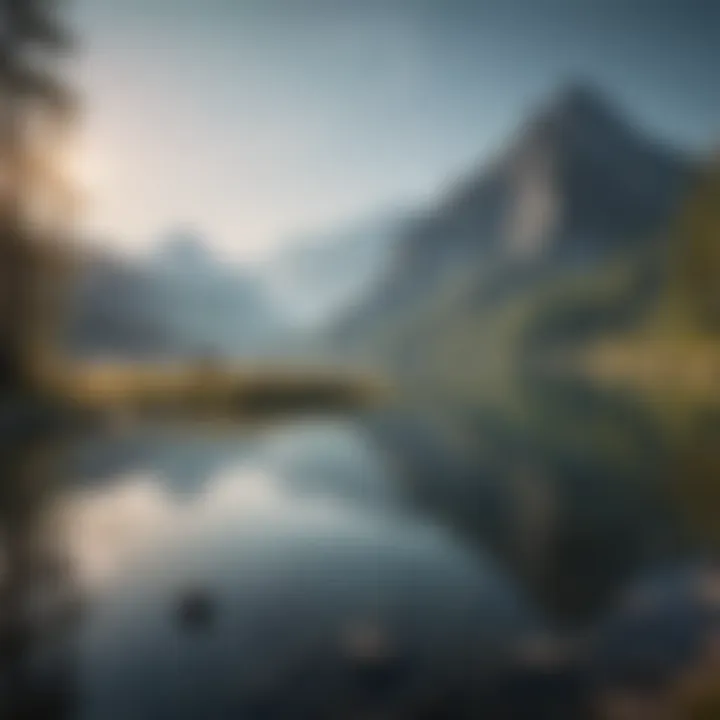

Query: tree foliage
[[0, 0, 75, 391]]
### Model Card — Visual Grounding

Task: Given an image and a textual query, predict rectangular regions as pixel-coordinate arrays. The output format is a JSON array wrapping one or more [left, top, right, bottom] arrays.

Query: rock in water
[[176, 589, 215, 631]]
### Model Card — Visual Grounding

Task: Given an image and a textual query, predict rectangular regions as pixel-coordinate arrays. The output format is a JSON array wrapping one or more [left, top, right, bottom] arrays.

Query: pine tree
[[0, 0, 76, 392]]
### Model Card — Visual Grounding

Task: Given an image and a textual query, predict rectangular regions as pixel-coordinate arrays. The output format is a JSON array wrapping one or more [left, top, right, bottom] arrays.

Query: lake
[[1, 378, 719, 718]]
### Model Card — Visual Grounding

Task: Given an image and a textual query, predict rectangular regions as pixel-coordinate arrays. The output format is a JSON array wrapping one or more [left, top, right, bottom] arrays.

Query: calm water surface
[[2, 383, 720, 717]]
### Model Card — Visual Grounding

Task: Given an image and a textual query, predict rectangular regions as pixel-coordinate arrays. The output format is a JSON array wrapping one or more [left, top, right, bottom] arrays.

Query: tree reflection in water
[[0, 427, 79, 719]]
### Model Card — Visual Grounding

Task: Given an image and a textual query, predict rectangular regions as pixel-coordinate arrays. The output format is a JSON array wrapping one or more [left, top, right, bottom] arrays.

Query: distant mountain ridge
[[66, 232, 285, 359], [65, 250, 173, 358], [260, 211, 409, 327]]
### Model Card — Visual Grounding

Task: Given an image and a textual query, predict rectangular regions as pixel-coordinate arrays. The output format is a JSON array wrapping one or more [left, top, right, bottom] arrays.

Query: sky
[[71, 0, 720, 264]]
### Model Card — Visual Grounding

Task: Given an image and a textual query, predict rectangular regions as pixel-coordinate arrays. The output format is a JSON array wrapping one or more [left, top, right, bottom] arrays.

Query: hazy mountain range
[[259, 212, 408, 328], [66, 83, 698, 371], [66, 232, 285, 359], [65, 216, 410, 360]]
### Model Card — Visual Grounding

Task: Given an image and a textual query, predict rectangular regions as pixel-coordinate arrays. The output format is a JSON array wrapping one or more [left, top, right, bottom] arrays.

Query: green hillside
[[581, 162, 720, 415]]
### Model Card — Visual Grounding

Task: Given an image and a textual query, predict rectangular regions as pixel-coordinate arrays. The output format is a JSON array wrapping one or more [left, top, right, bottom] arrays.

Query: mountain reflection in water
[[1, 386, 719, 718]]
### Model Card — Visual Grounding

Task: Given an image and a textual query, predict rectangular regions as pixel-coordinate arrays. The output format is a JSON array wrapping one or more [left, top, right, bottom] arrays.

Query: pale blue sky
[[71, 0, 720, 262]]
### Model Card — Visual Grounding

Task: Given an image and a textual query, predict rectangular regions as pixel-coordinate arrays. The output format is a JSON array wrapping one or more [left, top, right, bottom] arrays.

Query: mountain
[[65, 250, 174, 358], [333, 83, 692, 377], [405, 84, 684, 276], [148, 231, 285, 355], [65, 231, 286, 360], [260, 212, 409, 328]]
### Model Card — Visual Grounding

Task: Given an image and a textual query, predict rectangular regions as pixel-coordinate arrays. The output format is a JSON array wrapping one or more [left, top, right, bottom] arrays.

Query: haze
[[72, 0, 720, 263]]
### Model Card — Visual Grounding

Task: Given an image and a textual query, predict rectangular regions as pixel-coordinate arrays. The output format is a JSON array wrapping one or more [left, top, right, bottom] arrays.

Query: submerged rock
[[176, 588, 216, 631]]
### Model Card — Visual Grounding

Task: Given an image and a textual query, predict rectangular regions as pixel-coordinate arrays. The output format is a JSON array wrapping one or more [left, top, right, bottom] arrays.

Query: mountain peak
[[536, 81, 632, 138], [504, 80, 671, 179], [550, 81, 613, 114]]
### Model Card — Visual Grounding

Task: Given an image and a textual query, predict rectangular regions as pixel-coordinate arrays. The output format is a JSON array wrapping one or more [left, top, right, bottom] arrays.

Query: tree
[[0, 0, 76, 392]]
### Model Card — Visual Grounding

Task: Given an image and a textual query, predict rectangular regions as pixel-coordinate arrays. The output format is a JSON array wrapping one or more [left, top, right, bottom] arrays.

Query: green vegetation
[[659, 162, 720, 334], [575, 163, 720, 422], [49, 360, 388, 421], [433, 162, 720, 422]]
